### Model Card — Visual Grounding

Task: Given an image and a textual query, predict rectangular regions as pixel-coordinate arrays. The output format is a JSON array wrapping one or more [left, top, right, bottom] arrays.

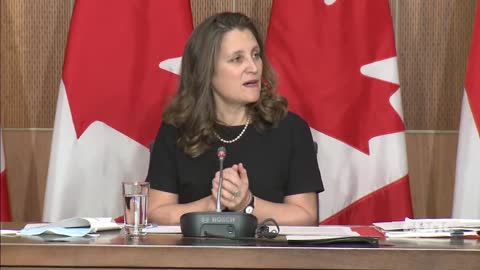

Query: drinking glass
[[122, 181, 149, 236]]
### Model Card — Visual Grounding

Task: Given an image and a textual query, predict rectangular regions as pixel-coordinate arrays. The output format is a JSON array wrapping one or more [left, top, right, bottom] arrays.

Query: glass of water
[[122, 181, 149, 236]]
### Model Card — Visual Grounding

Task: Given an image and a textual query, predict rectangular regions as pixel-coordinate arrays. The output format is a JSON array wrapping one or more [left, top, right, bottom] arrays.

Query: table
[[1, 222, 479, 269]]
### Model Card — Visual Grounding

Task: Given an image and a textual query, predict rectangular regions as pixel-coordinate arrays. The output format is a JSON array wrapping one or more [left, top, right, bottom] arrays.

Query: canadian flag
[[1, 130, 12, 222], [266, 0, 413, 224], [43, 0, 193, 221], [452, 2, 480, 219]]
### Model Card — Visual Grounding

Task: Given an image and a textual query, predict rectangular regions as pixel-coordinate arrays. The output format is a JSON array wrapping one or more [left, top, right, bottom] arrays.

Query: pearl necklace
[[214, 117, 250, 144]]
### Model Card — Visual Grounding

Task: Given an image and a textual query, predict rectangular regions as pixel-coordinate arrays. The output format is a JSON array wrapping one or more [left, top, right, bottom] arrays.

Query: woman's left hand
[[211, 163, 251, 212]]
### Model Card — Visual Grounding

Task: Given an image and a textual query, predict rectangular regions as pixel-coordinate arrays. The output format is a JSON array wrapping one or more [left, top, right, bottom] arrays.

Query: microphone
[[216, 146, 226, 212], [180, 146, 258, 238]]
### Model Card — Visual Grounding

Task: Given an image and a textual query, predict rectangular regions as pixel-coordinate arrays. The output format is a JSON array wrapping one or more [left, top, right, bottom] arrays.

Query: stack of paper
[[270, 226, 380, 247], [374, 218, 480, 238], [0, 217, 122, 237], [273, 226, 360, 240]]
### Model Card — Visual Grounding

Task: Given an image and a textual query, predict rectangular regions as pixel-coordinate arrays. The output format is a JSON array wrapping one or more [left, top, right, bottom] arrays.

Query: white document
[[19, 217, 122, 237], [384, 230, 479, 238], [286, 235, 360, 241], [273, 226, 359, 236], [0, 229, 19, 236], [144, 225, 181, 234], [374, 218, 480, 231], [374, 218, 480, 238]]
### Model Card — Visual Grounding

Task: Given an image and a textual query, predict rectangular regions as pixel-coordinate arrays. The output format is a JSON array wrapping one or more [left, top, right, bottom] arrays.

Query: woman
[[146, 12, 323, 225]]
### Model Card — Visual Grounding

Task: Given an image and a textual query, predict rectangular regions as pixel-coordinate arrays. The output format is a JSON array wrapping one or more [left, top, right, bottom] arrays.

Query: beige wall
[[1, 0, 477, 221]]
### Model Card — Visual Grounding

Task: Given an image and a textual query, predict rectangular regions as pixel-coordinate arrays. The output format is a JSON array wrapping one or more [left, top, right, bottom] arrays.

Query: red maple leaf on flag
[[267, 0, 404, 155], [63, 1, 192, 147]]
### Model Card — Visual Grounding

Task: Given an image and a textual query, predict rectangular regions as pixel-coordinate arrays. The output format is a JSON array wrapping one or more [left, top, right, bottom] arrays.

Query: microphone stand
[[216, 150, 225, 212]]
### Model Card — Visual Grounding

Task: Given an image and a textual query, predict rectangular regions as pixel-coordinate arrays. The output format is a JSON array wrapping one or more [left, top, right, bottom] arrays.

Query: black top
[[146, 112, 324, 204]]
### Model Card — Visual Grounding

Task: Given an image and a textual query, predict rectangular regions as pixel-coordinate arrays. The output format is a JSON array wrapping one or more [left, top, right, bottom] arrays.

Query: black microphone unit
[[180, 147, 258, 238], [180, 211, 258, 238]]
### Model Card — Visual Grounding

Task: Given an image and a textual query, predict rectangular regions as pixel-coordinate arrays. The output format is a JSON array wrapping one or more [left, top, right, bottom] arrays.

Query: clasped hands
[[211, 163, 251, 212]]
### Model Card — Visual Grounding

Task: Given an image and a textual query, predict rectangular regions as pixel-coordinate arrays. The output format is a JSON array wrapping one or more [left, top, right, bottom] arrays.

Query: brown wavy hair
[[162, 12, 287, 157]]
